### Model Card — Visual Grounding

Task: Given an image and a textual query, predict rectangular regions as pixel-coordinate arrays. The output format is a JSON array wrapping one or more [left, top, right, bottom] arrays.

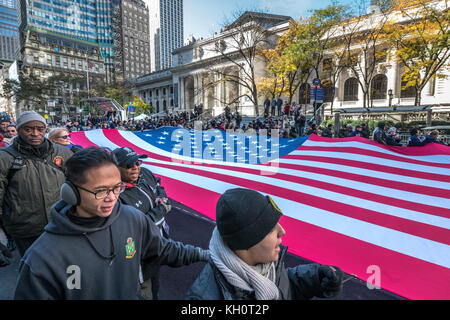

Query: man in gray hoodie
[[14, 147, 209, 300]]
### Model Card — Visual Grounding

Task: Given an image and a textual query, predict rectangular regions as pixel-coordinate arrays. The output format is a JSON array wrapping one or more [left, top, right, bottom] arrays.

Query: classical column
[[180, 77, 185, 111]]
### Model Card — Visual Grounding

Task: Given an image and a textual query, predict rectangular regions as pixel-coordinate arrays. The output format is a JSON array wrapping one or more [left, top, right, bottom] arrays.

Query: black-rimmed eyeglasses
[[58, 134, 71, 139], [75, 183, 126, 200]]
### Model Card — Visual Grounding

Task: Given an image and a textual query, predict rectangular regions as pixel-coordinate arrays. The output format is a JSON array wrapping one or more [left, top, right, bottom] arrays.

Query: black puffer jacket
[[185, 245, 329, 300]]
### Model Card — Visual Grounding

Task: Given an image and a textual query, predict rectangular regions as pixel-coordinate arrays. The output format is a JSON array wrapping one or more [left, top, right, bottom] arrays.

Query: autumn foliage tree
[[382, 0, 450, 105], [257, 3, 350, 108]]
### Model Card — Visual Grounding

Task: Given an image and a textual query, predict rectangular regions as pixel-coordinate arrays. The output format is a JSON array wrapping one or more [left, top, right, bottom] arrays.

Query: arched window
[[371, 74, 387, 100], [344, 78, 359, 101], [322, 80, 335, 103], [298, 83, 311, 104]]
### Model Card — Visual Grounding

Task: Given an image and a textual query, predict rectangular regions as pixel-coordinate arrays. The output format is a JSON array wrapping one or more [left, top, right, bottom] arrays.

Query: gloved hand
[[157, 198, 171, 214], [318, 265, 343, 298], [0, 242, 12, 267]]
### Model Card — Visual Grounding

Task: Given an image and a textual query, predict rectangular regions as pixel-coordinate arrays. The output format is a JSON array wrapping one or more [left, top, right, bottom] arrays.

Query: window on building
[[371, 74, 388, 100], [344, 78, 359, 101]]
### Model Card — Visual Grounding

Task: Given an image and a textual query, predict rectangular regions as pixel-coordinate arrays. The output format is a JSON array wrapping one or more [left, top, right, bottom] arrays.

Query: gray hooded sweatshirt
[[14, 200, 209, 300]]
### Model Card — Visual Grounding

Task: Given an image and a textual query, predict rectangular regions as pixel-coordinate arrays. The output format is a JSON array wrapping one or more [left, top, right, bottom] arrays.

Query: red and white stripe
[[71, 130, 450, 300]]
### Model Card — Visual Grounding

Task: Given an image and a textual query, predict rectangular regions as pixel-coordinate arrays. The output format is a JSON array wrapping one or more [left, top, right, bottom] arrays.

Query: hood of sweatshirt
[[45, 200, 123, 263], [45, 200, 122, 235]]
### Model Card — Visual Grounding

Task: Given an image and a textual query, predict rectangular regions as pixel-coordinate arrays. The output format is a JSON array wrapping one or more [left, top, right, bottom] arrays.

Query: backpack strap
[[1, 146, 26, 184]]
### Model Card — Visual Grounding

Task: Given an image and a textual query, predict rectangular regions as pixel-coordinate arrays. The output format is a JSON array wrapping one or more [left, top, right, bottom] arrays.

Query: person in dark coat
[[271, 98, 277, 117], [185, 188, 343, 300], [322, 124, 333, 138], [360, 123, 370, 139], [13, 147, 209, 300], [349, 125, 363, 137], [264, 98, 271, 117], [423, 131, 446, 145], [407, 128, 427, 147], [338, 124, 349, 138], [372, 122, 387, 145], [386, 127, 402, 146], [276, 98, 283, 116], [113, 147, 171, 300], [0, 111, 73, 257]]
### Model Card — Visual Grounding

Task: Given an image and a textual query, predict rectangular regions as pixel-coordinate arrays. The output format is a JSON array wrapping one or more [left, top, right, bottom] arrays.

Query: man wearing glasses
[[13, 147, 209, 299], [112, 147, 171, 299], [0, 111, 73, 259]]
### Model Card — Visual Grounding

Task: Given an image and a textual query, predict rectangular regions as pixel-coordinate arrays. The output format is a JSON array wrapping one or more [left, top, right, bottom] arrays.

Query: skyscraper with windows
[[147, 0, 183, 72], [0, 0, 19, 61], [17, 0, 116, 82], [114, 0, 151, 81]]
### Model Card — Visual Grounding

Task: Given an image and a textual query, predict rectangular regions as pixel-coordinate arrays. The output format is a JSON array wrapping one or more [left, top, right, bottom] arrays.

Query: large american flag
[[71, 128, 450, 300]]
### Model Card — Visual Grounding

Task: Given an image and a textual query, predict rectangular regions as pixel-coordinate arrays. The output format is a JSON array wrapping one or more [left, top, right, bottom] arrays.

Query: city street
[[0, 201, 404, 300]]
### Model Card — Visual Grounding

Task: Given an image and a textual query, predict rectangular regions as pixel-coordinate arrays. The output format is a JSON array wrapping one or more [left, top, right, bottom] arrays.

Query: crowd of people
[[0, 107, 447, 149], [0, 107, 447, 300], [0, 110, 344, 300]]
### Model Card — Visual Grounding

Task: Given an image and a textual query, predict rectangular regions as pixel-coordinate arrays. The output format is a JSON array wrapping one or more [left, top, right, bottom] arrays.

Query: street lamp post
[[388, 89, 394, 110]]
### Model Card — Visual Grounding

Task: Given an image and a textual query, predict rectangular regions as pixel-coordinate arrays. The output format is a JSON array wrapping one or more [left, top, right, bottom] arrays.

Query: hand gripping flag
[[71, 128, 450, 300]]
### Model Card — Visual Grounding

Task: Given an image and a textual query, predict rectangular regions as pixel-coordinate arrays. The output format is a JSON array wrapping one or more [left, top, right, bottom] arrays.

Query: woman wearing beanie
[[186, 188, 344, 300]]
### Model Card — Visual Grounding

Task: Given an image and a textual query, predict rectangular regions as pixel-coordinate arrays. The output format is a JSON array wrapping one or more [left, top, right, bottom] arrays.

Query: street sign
[[47, 100, 56, 107], [312, 78, 321, 86]]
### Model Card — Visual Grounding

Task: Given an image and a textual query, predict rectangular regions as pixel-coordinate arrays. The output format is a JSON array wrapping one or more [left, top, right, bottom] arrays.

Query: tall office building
[[114, 0, 151, 81], [0, 0, 19, 61], [17, 0, 115, 82], [147, 0, 183, 72]]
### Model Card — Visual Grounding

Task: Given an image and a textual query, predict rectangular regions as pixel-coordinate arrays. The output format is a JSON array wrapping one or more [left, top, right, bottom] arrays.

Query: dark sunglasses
[[126, 160, 143, 169], [58, 134, 71, 139]]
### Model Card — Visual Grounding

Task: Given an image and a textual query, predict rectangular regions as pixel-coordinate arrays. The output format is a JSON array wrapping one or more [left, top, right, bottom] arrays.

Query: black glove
[[0, 242, 12, 267], [318, 265, 343, 298]]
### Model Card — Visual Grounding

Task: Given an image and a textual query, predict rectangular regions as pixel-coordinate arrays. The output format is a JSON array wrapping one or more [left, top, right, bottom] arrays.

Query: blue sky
[[184, 0, 355, 41]]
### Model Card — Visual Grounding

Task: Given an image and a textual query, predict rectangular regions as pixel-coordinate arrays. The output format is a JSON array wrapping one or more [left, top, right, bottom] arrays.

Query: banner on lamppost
[[128, 101, 135, 114], [310, 86, 324, 104]]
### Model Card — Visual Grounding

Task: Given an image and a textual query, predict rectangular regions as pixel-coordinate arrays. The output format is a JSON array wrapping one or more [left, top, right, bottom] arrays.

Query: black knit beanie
[[216, 188, 283, 251]]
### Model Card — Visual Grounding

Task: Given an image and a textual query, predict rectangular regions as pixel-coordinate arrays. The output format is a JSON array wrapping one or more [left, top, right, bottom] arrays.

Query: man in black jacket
[[112, 147, 171, 299], [14, 147, 209, 300], [186, 188, 343, 300], [0, 111, 73, 257]]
